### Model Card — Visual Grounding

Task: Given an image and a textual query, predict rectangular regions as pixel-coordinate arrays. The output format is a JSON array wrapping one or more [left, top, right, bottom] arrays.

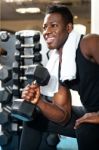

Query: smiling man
[[19, 4, 99, 150]]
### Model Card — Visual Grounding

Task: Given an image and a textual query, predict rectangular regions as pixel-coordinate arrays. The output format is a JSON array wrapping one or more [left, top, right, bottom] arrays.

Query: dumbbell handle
[[19, 44, 34, 48], [20, 64, 36, 69], [20, 55, 34, 58]]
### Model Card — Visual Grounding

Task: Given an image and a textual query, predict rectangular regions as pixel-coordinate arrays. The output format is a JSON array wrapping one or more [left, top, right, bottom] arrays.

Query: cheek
[[57, 36, 65, 44]]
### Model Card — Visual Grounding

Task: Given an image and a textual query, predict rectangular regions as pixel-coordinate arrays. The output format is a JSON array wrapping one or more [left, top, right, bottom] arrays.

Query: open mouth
[[46, 37, 55, 44]]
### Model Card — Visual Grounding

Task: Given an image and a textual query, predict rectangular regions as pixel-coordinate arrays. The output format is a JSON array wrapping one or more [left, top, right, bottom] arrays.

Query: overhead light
[[16, 7, 41, 14], [4, 0, 32, 3], [74, 15, 78, 19]]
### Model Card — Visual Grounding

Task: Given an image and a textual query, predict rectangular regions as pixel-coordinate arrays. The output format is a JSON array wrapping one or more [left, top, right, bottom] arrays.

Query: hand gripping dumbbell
[[11, 65, 50, 121]]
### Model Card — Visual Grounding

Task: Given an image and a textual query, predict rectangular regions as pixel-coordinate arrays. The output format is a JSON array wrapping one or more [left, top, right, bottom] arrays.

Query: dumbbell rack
[[0, 30, 42, 150], [0, 32, 21, 150], [13, 30, 42, 97]]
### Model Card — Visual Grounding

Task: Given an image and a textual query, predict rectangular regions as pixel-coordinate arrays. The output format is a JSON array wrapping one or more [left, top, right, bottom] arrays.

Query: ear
[[66, 23, 73, 33]]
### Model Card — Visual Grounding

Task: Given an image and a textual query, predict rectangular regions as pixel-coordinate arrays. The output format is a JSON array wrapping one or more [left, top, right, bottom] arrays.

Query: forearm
[[37, 99, 71, 125], [21, 84, 71, 125]]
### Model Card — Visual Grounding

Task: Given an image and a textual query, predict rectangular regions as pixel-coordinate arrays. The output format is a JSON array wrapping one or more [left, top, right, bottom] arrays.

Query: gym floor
[[57, 136, 78, 150]]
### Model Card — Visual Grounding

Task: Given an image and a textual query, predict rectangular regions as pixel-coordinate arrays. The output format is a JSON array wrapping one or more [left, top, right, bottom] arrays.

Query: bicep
[[52, 85, 72, 113]]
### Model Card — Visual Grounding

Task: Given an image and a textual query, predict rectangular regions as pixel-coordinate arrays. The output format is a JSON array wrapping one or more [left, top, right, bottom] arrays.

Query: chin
[[48, 45, 56, 50], [47, 43, 55, 49]]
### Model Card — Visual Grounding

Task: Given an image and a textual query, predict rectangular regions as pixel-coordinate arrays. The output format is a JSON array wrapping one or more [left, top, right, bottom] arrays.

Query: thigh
[[19, 122, 42, 150], [75, 123, 99, 150]]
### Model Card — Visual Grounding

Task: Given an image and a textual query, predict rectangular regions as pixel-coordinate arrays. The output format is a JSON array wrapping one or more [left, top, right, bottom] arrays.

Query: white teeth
[[46, 37, 54, 43]]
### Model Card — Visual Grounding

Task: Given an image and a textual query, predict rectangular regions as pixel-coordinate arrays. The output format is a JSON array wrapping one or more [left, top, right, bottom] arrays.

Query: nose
[[43, 26, 52, 37]]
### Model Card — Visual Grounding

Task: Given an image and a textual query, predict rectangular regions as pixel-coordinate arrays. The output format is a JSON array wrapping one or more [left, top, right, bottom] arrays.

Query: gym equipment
[[12, 30, 43, 98], [0, 31, 16, 68], [11, 65, 50, 121], [0, 86, 12, 104], [0, 31, 10, 42], [0, 111, 9, 125], [0, 31, 22, 150], [0, 48, 7, 56], [0, 66, 12, 83], [0, 129, 11, 146], [0, 106, 11, 124], [25, 65, 50, 85]]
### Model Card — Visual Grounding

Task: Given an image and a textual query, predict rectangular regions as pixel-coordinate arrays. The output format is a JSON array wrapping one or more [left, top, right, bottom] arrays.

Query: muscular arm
[[22, 84, 72, 126], [37, 85, 71, 125], [80, 34, 99, 64], [74, 33, 99, 128]]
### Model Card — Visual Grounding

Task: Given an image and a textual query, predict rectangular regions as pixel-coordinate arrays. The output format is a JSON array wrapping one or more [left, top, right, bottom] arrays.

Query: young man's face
[[43, 13, 71, 50]]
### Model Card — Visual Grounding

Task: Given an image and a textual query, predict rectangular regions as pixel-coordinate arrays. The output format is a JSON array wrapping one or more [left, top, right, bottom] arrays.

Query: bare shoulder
[[81, 33, 99, 44], [80, 33, 99, 63]]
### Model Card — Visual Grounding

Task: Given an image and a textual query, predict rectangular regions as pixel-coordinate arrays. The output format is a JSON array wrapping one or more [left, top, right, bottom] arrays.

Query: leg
[[19, 106, 85, 150], [19, 122, 42, 150], [75, 123, 99, 150]]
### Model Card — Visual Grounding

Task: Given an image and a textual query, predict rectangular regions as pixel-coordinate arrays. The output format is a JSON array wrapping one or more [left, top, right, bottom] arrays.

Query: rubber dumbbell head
[[0, 86, 12, 104], [0, 66, 12, 83], [26, 65, 50, 85], [11, 99, 40, 121], [33, 53, 42, 64], [0, 130, 11, 146]]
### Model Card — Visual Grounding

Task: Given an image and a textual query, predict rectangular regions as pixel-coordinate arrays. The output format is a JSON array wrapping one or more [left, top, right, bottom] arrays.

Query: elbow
[[57, 111, 71, 126], [61, 115, 71, 126]]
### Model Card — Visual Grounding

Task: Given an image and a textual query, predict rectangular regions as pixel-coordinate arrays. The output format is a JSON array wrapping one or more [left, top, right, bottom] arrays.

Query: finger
[[74, 120, 83, 129], [74, 113, 99, 129], [31, 83, 39, 88], [22, 90, 36, 100], [74, 116, 87, 129], [31, 88, 40, 104], [21, 90, 29, 99]]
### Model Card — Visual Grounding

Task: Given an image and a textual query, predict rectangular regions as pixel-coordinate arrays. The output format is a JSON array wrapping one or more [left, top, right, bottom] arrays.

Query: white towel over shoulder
[[60, 30, 81, 81], [40, 30, 81, 97]]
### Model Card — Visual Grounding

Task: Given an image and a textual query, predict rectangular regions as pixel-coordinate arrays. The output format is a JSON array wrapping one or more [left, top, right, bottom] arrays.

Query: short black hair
[[45, 4, 73, 24]]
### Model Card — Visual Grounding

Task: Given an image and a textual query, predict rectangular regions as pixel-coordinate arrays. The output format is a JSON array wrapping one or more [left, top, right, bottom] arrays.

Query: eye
[[43, 24, 47, 31], [51, 23, 58, 28]]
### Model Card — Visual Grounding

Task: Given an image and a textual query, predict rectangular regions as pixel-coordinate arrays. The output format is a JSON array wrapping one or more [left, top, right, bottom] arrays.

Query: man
[[19, 4, 99, 150]]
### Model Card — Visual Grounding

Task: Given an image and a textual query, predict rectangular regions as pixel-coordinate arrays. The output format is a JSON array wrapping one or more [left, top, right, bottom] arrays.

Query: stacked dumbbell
[[0, 32, 11, 147], [12, 30, 42, 97], [0, 31, 23, 150]]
